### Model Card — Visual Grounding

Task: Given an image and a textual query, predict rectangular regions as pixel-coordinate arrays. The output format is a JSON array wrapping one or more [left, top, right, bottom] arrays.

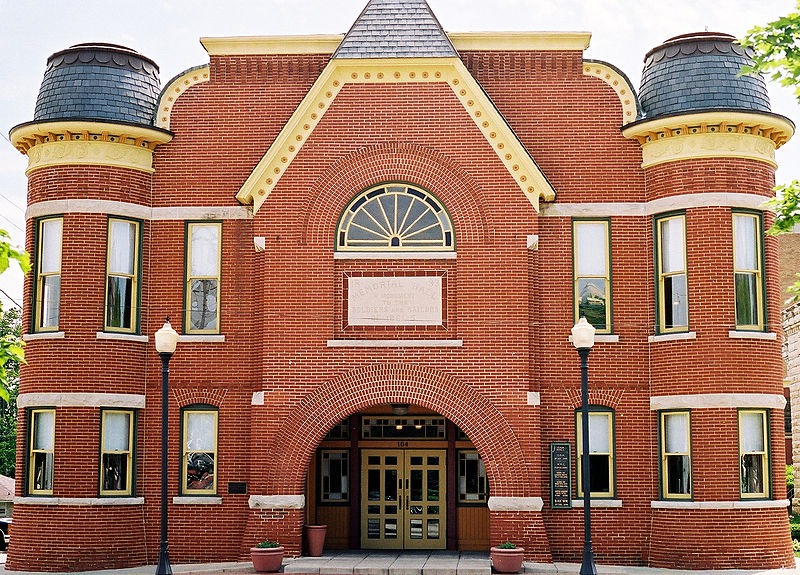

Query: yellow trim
[[738, 409, 769, 499], [200, 32, 592, 56], [28, 409, 55, 496], [236, 57, 555, 214], [185, 222, 222, 334], [582, 62, 637, 126], [576, 411, 614, 498], [99, 410, 133, 497], [182, 410, 218, 495], [104, 218, 140, 334], [660, 411, 692, 500], [155, 66, 211, 130], [656, 214, 688, 334], [733, 213, 764, 330], [26, 140, 156, 174], [35, 217, 62, 332], [572, 220, 611, 334], [622, 111, 793, 168]]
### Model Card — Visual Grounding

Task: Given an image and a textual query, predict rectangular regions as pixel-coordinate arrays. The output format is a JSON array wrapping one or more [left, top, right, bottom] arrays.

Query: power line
[[0, 213, 23, 233], [0, 192, 24, 213], [0, 289, 22, 310]]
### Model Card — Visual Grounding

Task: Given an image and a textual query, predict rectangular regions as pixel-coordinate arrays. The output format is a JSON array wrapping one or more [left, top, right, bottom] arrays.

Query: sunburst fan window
[[337, 184, 454, 251]]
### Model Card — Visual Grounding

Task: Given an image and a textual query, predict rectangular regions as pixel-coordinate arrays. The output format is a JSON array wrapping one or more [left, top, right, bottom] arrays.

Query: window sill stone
[[651, 499, 788, 509], [648, 331, 696, 343], [567, 334, 620, 343], [173, 496, 222, 505], [96, 332, 148, 343], [15, 496, 144, 506], [334, 251, 457, 260], [571, 499, 622, 508], [23, 331, 65, 341], [327, 339, 463, 348], [177, 334, 226, 343], [728, 330, 777, 340]]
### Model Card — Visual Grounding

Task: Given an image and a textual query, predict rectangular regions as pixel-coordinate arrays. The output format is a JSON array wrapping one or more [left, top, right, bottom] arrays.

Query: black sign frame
[[550, 442, 572, 509]]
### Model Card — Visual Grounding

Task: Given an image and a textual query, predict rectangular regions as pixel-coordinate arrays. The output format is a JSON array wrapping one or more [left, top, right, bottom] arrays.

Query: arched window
[[336, 183, 454, 251]]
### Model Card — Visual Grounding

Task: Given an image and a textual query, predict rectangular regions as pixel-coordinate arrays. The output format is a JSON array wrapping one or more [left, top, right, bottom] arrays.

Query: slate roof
[[333, 0, 458, 59], [34, 43, 160, 126], [638, 32, 770, 119]]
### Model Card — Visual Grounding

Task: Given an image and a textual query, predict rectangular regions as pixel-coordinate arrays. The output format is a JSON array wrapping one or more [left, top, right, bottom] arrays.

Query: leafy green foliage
[[789, 464, 796, 489], [0, 309, 19, 477], [740, 3, 800, 101], [0, 229, 29, 403], [497, 541, 517, 549], [255, 540, 280, 548]]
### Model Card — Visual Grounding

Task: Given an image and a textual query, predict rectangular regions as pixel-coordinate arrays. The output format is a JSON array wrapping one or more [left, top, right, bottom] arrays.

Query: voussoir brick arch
[[265, 363, 531, 498], [301, 142, 493, 247]]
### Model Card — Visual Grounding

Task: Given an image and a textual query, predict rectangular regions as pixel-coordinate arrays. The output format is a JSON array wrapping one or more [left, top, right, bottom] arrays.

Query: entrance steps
[[282, 551, 491, 575]]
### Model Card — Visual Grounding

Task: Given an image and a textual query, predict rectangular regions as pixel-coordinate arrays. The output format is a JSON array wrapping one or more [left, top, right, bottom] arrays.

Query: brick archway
[[264, 363, 532, 498]]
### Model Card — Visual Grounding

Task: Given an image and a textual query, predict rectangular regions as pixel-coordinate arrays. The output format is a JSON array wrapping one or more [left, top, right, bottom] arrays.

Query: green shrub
[[497, 542, 517, 549], [255, 540, 280, 548], [788, 465, 795, 489]]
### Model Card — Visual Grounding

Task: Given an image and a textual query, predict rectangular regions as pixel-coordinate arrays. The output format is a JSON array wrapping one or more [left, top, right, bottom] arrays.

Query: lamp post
[[571, 317, 597, 575], [155, 318, 179, 575]]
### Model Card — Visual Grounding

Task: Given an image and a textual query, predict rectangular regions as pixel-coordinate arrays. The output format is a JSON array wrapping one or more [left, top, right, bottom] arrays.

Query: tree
[[0, 308, 21, 477], [740, 2, 800, 296], [0, 229, 29, 402]]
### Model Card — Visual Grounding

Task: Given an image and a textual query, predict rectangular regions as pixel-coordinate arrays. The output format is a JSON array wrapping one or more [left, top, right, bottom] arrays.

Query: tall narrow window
[[576, 409, 614, 498], [573, 220, 611, 332], [660, 411, 691, 499], [105, 218, 139, 332], [185, 222, 221, 333], [100, 410, 134, 496], [28, 409, 55, 495], [458, 450, 487, 503], [656, 214, 688, 332], [182, 407, 218, 495], [733, 212, 764, 330], [35, 217, 62, 331], [739, 409, 769, 498], [320, 450, 349, 502]]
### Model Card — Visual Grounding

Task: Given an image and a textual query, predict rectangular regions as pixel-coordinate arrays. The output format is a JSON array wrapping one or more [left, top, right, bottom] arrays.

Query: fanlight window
[[337, 184, 454, 251]]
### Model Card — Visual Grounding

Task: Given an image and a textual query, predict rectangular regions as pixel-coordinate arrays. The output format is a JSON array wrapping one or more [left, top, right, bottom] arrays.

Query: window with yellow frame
[[100, 410, 134, 496], [660, 411, 691, 499], [34, 217, 62, 332], [655, 213, 688, 333], [28, 409, 55, 495], [185, 222, 221, 334], [732, 212, 764, 330], [739, 409, 769, 499], [181, 407, 218, 495], [576, 408, 614, 498], [105, 218, 140, 332], [573, 219, 611, 333]]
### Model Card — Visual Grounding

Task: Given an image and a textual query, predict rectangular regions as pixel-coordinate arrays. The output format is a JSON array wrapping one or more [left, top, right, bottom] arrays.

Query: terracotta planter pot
[[251, 546, 284, 573], [490, 546, 525, 573], [305, 524, 327, 557]]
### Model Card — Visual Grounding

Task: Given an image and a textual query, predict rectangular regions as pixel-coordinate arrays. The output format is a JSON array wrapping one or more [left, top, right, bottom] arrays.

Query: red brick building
[[8, 0, 797, 571]]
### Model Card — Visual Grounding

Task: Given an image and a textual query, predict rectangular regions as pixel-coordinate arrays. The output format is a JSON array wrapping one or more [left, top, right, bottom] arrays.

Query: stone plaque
[[347, 276, 443, 326], [550, 442, 572, 509]]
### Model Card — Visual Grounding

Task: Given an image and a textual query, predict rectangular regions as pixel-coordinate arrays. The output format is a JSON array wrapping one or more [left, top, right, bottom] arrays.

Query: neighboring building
[[0, 475, 14, 517], [7, 0, 797, 571]]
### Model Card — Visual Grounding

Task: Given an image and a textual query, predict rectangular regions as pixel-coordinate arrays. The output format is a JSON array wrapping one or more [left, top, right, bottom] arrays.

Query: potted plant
[[251, 540, 284, 573], [490, 541, 525, 573]]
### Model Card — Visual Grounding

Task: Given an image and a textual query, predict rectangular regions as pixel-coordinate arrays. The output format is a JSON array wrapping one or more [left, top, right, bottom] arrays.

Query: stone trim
[[648, 332, 697, 343], [156, 65, 211, 130], [17, 392, 146, 409], [251, 391, 265, 406], [649, 393, 786, 411], [571, 499, 622, 508], [728, 331, 777, 340], [334, 252, 457, 260], [14, 497, 144, 506], [173, 496, 222, 505], [249, 495, 305, 509], [582, 61, 638, 125], [22, 331, 64, 341], [567, 334, 620, 343], [527, 392, 541, 406], [540, 193, 770, 218], [651, 499, 789, 509], [96, 332, 148, 343], [487, 496, 543, 511], [527, 235, 539, 250], [327, 339, 463, 348], [26, 199, 252, 222], [177, 335, 226, 343]]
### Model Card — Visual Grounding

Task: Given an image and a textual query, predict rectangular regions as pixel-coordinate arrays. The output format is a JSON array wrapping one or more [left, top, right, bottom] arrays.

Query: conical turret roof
[[333, 0, 458, 59]]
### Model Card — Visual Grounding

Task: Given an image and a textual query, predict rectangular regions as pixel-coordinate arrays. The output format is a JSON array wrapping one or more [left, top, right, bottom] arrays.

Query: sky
[[0, 0, 798, 310]]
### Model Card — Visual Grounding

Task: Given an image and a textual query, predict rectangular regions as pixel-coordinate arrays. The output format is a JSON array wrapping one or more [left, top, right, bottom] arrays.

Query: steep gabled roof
[[333, 0, 458, 59]]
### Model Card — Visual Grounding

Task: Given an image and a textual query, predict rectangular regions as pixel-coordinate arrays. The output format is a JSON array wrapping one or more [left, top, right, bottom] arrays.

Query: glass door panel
[[404, 450, 446, 549], [361, 450, 404, 549]]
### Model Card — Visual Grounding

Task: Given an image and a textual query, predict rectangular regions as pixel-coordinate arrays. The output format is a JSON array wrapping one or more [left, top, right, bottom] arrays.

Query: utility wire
[[0, 213, 23, 233], [0, 289, 22, 310], [0, 192, 23, 213]]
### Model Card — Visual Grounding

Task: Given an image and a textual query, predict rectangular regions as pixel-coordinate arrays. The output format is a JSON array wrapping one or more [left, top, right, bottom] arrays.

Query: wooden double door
[[360, 449, 446, 549]]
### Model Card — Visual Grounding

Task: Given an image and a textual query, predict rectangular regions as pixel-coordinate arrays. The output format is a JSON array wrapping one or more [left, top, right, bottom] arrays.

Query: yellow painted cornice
[[200, 32, 591, 56], [449, 31, 591, 52], [582, 61, 637, 125], [236, 57, 555, 214], [622, 111, 794, 169], [10, 120, 173, 174], [156, 65, 211, 130]]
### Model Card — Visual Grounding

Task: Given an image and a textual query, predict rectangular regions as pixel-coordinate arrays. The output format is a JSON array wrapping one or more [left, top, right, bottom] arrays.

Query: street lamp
[[155, 318, 179, 575], [571, 317, 597, 575]]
